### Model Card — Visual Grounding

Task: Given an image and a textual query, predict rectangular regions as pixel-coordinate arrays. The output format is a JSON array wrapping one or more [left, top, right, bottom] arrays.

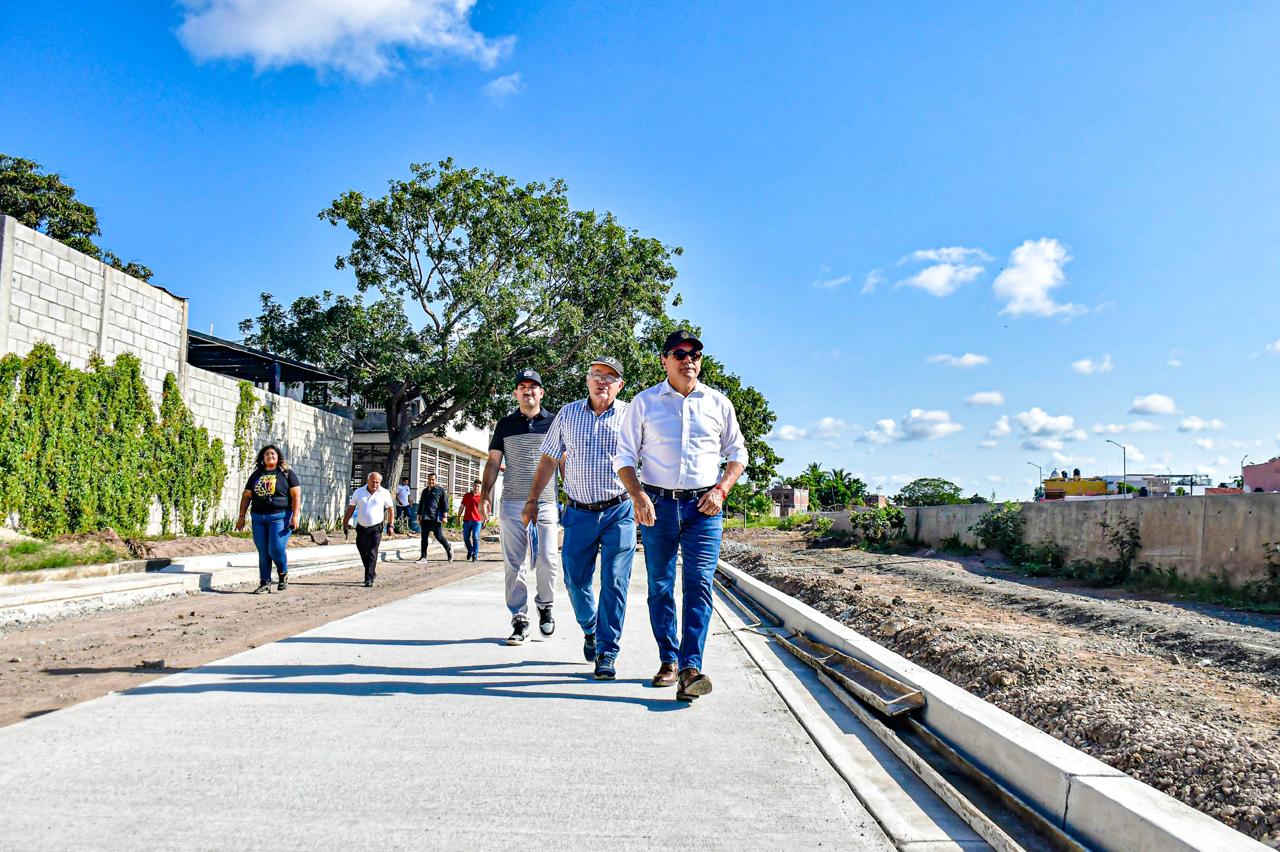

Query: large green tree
[[242, 160, 782, 487], [244, 159, 679, 486], [785, 463, 867, 509], [895, 477, 964, 507], [0, 154, 154, 281]]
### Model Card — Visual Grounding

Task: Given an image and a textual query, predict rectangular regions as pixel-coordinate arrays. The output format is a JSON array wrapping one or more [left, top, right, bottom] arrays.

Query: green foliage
[[233, 381, 257, 468], [812, 516, 834, 536], [0, 539, 125, 573], [895, 477, 964, 507], [786, 463, 867, 510], [852, 506, 905, 544], [0, 154, 153, 281], [241, 160, 781, 487], [939, 534, 977, 555], [1019, 540, 1069, 575], [968, 503, 1026, 557], [1099, 516, 1142, 582], [0, 344, 225, 538], [776, 511, 810, 531]]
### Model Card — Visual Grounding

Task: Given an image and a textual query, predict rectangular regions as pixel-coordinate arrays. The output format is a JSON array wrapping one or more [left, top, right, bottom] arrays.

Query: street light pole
[[1241, 455, 1249, 490], [1026, 461, 1042, 500], [1106, 439, 1127, 498]]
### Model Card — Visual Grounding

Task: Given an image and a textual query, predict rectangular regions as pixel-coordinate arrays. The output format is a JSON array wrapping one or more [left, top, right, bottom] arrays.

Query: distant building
[[1243, 459, 1280, 493], [352, 408, 492, 505], [768, 486, 809, 517]]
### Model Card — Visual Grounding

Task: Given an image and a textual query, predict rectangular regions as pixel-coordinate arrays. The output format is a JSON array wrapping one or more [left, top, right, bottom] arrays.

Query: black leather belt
[[567, 494, 630, 512], [643, 484, 716, 501]]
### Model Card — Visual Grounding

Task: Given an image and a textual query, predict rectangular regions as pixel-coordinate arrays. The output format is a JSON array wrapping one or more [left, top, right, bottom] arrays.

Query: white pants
[[499, 500, 559, 619]]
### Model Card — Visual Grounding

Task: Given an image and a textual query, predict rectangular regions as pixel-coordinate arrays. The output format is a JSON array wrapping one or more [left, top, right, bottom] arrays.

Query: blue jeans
[[251, 511, 291, 583], [405, 504, 419, 533], [641, 495, 724, 672], [463, 520, 482, 558], [561, 501, 637, 661]]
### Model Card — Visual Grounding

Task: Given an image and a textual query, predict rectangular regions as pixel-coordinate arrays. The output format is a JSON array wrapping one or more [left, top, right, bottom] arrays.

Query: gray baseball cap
[[588, 356, 624, 378]]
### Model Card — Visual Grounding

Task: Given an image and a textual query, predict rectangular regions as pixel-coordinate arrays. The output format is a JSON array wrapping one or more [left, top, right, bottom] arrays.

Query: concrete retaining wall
[[904, 495, 1280, 585]]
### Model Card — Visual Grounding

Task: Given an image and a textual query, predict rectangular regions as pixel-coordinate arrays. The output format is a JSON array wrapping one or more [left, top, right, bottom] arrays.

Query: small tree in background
[[895, 477, 964, 507]]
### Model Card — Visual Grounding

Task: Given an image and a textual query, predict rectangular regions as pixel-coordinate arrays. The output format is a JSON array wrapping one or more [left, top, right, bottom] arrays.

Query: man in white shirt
[[343, 472, 396, 587], [614, 329, 747, 702]]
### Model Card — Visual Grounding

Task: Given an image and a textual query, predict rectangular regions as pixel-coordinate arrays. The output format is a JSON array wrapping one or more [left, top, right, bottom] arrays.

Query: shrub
[[812, 516, 834, 536], [968, 502, 1025, 557], [852, 506, 906, 543], [776, 512, 810, 531], [939, 533, 977, 555]]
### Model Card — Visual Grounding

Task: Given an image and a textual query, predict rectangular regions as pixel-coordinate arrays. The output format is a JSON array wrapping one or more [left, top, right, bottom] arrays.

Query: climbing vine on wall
[[0, 343, 226, 538], [233, 380, 257, 468]]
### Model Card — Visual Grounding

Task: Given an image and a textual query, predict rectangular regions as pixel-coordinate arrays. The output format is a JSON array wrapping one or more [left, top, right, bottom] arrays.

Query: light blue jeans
[[641, 495, 724, 673], [463, 520, 482, 558], [251, 511, 290, 583], [561, 501, 637, 661]]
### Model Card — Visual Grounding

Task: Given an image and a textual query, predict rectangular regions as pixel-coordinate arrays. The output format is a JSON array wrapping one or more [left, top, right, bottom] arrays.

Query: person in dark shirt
[[481, 368, 559, 645], [235, 444, 302, 594], [416, 472, 453, 562]]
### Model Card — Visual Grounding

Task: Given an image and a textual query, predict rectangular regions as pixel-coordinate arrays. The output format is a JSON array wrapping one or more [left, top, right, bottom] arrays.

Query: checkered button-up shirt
[[539, 398, 629, 504]]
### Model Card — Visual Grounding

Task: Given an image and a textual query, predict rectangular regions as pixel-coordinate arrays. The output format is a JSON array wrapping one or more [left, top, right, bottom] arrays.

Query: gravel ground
[[722, 530, 1280, 846]]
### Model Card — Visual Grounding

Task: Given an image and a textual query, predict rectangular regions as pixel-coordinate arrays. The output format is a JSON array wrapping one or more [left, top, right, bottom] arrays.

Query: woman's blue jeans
[[463, 520, 482, 558], [251, 511, 291, 583]]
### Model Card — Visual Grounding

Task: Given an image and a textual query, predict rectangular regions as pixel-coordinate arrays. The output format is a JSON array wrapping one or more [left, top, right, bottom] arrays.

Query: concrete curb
[[717, 557, 1267, 852], [0, 558, 171, 587], [0, 541, 409, 629]]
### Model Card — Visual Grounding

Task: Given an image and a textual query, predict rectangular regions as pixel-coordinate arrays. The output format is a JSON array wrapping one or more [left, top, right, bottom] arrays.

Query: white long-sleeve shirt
[[613, 380, 748, 489]]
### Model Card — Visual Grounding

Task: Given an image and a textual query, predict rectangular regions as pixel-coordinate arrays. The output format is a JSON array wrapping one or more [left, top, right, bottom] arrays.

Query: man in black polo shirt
[[481, 369, 559, 646]]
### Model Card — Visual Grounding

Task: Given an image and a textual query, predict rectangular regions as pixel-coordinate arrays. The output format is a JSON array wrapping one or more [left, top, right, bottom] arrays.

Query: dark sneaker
[[594, 656, 617, 680], [252, 583, 271, 595], [277, 575, 288, 592], [538, 607, 555, 637], [446, 550, 454, 562], [506, 618, 530, 646], [363, 579, 373, 588], [583, 633, 597, 662], [676, 667, 713, 702], [651, 662, 678, 687]]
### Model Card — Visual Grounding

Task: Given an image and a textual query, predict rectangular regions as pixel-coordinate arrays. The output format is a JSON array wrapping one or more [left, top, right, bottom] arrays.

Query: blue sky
[[3, 1, 1279, 497]]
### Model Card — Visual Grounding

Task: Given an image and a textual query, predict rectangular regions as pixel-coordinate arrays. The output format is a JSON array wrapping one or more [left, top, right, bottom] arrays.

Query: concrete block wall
[[0, 216, 353, 532], [903, 495, 1280, 586], [187, 367, 352, 524], [0, 216, 186, 398]]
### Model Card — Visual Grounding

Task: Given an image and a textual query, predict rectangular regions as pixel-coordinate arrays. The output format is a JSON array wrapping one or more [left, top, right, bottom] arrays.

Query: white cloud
[[1015, 407, 1076, 437], [1072, 354, 1114, 375], [1093, 421, 1160, 434], [812, 417, 847, 438], [927, 352, 989, 368], [1167, 355, 1184, 367], [774, 425, 807, 441], [1194, 438, 1215, 450], [812, 272, 852, 290], [1178, 416, 1225, 432], [987, 415, 1011, 438], [987, 475, 1004, 483], [1129, 394, 1179, 415], [860, 409, 963, 444], [860, 270, 884, 295], [894, 247, 990, 298], [966, 390, 1004, 406], [176, 0, 513, 82], [1265, 338, 1280, 356], [979, 439, 999, 448], [1127, 446, 1148, 462], [1025, 437, 1065, 451], [1196, 464, 1217, 476], [992, 238, 1084, 318], [483, 71, 524, 99]]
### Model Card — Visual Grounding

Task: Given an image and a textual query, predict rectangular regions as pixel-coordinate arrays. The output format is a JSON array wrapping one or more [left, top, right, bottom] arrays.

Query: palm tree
[[827, 467, 854, 508]]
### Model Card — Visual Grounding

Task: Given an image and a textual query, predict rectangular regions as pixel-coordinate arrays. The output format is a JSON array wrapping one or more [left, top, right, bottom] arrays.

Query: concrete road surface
[[0, 557, 898, 850]]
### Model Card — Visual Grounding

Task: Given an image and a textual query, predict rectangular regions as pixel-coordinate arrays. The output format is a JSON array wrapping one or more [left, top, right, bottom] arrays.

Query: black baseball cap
[[588, 356, 624, 378], [662, 329, 703, 353], [514, 368, 543, 387]]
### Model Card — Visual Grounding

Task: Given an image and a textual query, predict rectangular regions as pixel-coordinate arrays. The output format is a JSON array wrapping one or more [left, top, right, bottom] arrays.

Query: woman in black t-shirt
[[235, 444, 302, 594]]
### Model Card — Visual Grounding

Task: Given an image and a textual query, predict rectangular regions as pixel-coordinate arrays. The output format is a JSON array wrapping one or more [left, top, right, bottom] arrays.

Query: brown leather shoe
[[676, 667, 713, 702], [651, 662, 678, 687]]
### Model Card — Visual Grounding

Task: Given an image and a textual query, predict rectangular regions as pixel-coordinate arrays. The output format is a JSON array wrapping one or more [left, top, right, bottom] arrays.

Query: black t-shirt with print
[[245, 467, 300, 514]]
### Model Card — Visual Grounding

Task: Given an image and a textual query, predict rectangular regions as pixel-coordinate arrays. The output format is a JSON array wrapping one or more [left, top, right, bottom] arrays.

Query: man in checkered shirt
[[522, 356, 635, 680]]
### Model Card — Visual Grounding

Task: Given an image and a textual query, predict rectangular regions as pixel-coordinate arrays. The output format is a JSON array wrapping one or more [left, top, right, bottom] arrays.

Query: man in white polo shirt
[[343, 471, 396, 588], [615, 329, 747, 702]]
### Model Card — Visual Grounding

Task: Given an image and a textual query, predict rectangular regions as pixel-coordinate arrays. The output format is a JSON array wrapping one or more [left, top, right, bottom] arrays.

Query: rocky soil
[[722, 530, 1280, 845]]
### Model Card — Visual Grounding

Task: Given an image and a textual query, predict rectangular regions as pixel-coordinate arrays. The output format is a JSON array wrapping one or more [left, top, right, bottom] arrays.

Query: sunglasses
[[666, 349, 703, 362]]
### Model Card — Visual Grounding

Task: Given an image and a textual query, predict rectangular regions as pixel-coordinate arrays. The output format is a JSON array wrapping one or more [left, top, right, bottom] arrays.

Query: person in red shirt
[[460, 479, 486, 561]]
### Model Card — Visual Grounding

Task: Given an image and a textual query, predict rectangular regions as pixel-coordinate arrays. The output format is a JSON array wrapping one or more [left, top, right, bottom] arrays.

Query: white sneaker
[[415, 557, 429, 563]]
